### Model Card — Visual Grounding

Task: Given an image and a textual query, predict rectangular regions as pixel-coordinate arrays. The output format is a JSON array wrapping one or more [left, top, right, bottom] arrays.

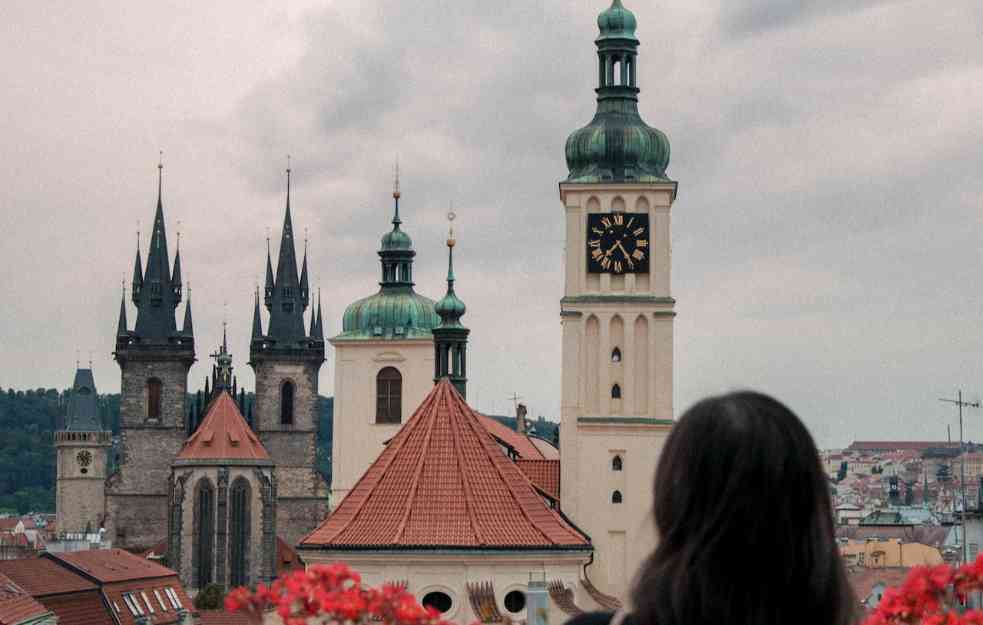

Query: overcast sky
[[2, 0, 982, 448]]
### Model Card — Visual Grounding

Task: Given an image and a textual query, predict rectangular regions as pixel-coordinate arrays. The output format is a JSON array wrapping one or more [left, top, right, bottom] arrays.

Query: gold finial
[[286, 153, 291, 174], [176, 219, 182, 250], [393, 157, 401, 199], [158, 149, 163, 171], [88, 351, 93, 368], [75, 349, 80, 369], [447, 204, 457, 248]]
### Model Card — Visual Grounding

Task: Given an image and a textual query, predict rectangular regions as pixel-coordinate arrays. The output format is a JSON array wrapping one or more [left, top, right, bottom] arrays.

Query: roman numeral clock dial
[[586, 212, 650, 274]]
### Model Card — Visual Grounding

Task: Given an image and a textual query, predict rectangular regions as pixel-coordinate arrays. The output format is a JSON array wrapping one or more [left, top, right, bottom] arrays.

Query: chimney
[[516, 403, 528, 435]]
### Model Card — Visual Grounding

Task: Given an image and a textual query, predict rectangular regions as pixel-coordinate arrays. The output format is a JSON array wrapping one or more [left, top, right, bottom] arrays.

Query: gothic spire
[[264, 162, 308, 343], [264, 236, 274, 307], [300, 236, 310, 308], [171, 229, 183, 294], [182, 284, 194, 337], [117, 283, 128, 337], [314, 289, 324, 340], [132, 158, 182, 341], [131, 231, 143, 304], [252, 286, 263, 339]]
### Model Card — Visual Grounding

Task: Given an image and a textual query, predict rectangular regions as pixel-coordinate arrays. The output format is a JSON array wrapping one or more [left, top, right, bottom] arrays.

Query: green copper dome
[[336, 189, 439, 340], [339, 289, 439, 340], [381, 225, 412, 251], [435, 291, 466, 324], [597, 0, 637, 42], [565, 0, 671, 183]]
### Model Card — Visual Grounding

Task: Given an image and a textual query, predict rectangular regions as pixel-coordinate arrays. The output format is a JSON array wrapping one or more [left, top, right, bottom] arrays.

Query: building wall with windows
[[329, 339, 434, 502]]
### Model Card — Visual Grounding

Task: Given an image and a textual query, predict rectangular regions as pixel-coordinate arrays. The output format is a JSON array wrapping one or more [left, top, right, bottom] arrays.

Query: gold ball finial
[[447, 209, 457, 247], [393, 158, 401, 200]]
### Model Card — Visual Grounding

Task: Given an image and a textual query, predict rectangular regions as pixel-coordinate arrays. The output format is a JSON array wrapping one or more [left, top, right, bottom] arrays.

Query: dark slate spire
[[252, 286, 264, 339], [64, 368, 104, 432], [314, 289, 324, 341], [131, 238, 143, 306], [182, 284, 194, 337], [264, 237, 274, 308], [210, 322, 234, 393], [300, 238, 310, 309], [309, 299, 317, 338], [132, 161, 182, 340], [171, 232, 183, 298], [117, 284, 128, 337], [432, 212, 469, 398], [265, 165, 308, 343]]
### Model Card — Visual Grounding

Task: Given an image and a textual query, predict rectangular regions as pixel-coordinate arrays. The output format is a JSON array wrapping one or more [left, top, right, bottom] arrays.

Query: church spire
[[131, 157, 183, 341], [314, 289, 324, 340], [182, 282, 194, 337], [252, 286, 263, 339], [131, 230, 143, 305], [300, 234, 310, 309], [258, 159, 313, 347], [378, 161, 415, 289], [117, 283, 128, 337], [433, 210, 469, 397]]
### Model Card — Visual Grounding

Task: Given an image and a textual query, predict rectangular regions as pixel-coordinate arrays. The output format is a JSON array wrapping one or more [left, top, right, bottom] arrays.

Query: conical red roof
[[176, 392, 270, 463], [301, 379, 589, 550]]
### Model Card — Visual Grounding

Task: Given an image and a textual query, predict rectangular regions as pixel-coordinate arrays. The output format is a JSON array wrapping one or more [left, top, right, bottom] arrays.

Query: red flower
[[862, 555, 983, 625]]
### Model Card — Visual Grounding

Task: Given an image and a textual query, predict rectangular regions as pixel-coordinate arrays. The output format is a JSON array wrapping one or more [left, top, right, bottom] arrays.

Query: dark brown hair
[[630, 391, 856, 625]]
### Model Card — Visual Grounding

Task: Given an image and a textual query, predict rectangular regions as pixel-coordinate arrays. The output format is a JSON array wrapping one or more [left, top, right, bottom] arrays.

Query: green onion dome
[[597, 0, 637, 42], [564, 0, 671, 183], [380, 225, 413, 251], [435, 291, 466, 325]]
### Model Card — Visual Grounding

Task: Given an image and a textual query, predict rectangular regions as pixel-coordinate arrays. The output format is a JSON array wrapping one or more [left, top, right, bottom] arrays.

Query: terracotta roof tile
[[516, 459, 561, 500], [477, 415, 544, 459], [301, 380, 590, 551], [46, 549, 178, 583], [35, 591, 115, 625], [529, 437, 560, 460], [0, 558, 96, 595], [848, 441, 959, 452], [177, 392, 270, 462], [0, 572, 50, 625], [847, 567, 909, 603], [276, 538, 304, 576]]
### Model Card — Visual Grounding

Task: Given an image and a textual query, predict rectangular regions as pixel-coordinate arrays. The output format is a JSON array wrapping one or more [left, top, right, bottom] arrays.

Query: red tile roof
[[847, 567, 909, 604], [0, 558, 96, 595], [276, 538, 304, 575], [34, 591, 114, 625], [177, 392, 270, 462], [477, 415, 545, 460], [47, 549, 178, 583], [0, 572, 50, 625], [516, 459, 561, 500], [0, 520, 20, 532], [529, 437, 560, 460], [301, 380, 590, 551]]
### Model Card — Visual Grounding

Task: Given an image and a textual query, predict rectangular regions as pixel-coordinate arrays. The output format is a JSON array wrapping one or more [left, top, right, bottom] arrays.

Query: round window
[[421, 591, 453, 614], [504, 590, 526, 614]]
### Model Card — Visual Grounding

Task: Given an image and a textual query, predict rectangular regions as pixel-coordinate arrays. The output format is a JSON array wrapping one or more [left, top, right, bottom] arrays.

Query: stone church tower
[[55, 367, 111, 536], [108, 163, 196, 550], [249, 167, 327, 545], [558, 0, 676, 598]]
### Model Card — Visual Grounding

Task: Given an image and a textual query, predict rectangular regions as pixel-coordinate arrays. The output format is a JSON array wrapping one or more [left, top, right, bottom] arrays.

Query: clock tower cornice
[[559, 180, 678, 204]]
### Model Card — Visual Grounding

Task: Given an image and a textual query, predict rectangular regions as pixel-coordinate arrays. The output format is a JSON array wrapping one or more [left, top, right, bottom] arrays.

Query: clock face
[[76, 450, 92, 467], [586, 212, 650, 274]]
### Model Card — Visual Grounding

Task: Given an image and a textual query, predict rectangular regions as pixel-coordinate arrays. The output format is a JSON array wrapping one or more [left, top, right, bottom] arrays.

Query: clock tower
[[559, 0, 677, 599]]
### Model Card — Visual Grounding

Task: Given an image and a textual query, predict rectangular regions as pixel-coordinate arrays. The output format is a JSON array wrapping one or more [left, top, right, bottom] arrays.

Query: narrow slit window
[[611, 384, 621, 399]]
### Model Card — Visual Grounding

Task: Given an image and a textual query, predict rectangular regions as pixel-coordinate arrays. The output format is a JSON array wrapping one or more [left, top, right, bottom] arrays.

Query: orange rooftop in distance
[[300, 379, 590, 551], [176, 391, 270, 463]]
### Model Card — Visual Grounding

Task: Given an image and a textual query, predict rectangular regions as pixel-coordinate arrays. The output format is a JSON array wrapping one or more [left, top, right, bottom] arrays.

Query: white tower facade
[[558, 0, 678, 599]]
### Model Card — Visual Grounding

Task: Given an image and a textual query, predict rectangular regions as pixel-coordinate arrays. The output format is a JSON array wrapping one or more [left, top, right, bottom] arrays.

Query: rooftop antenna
[[507, 392, 523, 418]]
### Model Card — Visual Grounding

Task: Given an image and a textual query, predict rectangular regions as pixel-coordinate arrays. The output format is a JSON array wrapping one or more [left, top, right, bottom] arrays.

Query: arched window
[[229, 479, 251, 587], [612, 490, 623, 504], [376, 367, 402, 424], [146, 378, 162, 420], [193, 479, 214, 588], [280, 381, 294, 425], [612, 455, 623, 471], [611, 384, 621, 399], [611, 347, 621, 363]]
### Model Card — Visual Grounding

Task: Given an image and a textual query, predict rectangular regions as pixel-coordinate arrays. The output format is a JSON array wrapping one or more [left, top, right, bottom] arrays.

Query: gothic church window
[[611, 347, 621, 363], [229, 478, 251, 587], [612, 455, 623, 471], [612, 490, 623, 504], [194, 479, 215, 587], [280, 381, 294, 425], [146, 378, 162, 420], [611, 384, 621, 399], [376, 367, 402, 424]]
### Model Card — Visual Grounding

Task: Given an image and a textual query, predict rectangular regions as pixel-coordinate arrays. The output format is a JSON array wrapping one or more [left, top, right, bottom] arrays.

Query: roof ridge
[[317, 387, 442, 546], [457, 394, 555, 545], [392, 387, 441, 545], [448, 386, 486, 546]]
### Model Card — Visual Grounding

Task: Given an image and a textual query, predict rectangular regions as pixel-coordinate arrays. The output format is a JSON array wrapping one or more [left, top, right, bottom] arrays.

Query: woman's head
[[630, 391, 855, 625]]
